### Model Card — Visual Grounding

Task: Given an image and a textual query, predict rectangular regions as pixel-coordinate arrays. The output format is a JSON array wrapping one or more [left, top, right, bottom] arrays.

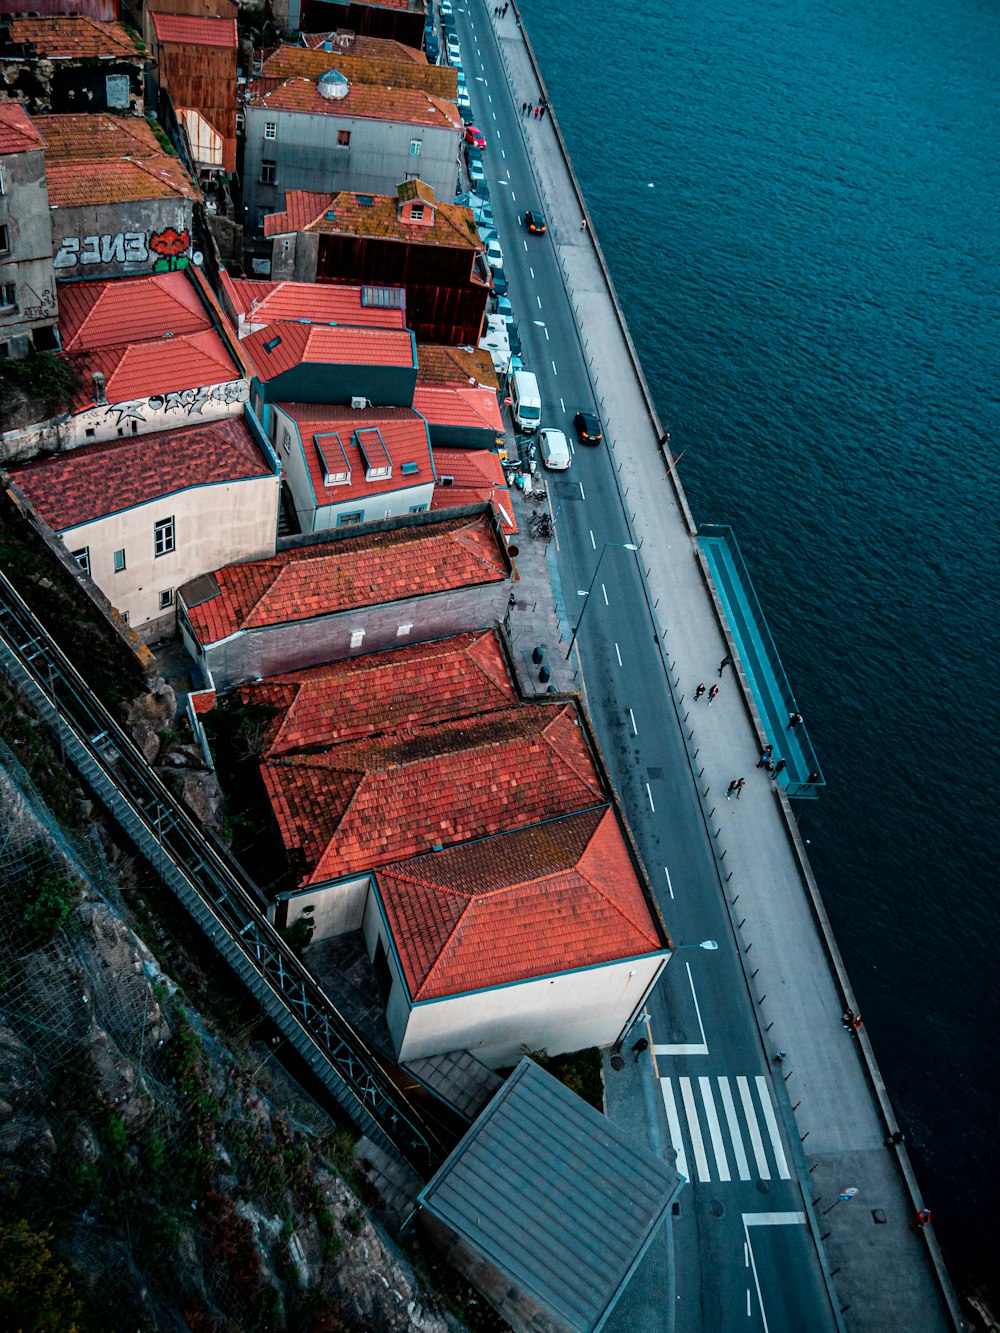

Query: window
[[260, 159, 276, 185], [159, 589, 174, 610], [410, 204, 424, 221], [337, 511, 364, 527], [113, 548, 126, 572], [154, 516, 175, 557], [349, 628, 365, 649], [396, 623, 413, 637], [85, 427, 96, 438], [71, 547, 90, 576], [0, 166, 5, 196], [337, 129, 351, 147], [120, 609, 129, 626], [0, 283, 16, 311], [409, 139, 422, 157], [264, 121, 276, 139], [408, 504, 428, 513], [0, 224, 9, 254]]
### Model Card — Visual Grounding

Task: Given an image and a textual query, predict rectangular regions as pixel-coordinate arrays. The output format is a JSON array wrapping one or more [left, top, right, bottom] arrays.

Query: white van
[[511, 369, 541, 433], [539, 427, 571, 470]]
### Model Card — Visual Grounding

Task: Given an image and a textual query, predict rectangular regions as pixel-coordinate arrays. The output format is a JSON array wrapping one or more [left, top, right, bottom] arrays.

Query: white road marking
[[529, 265, 535, 279], [496, 177, 508, 185], [552, 359, 558, 375], [737, 1077, 771, 1179], [664, 864, 674, 898], [718, 1077, 751, 1180], [501, 148, 506, 159], [746, 1290, 751, 1318], [578, 480, 585, 499], [488, 93, 493, 103], [544, 326, 550, 341], [743, 1212, 807, 1227], [646, 782, 656, 812], [536, 294, 542, 308], [589, 529, 596, 549], [523, 239, 528, 251], [755, 1077, 791, 1179], [655, 963, 709, 1055], [629, 708, 637, 734], [659, 1079, 688, 1182], [506, 169, 511, 179], [679, 1077, 711, 1183], [533, 319, 545, 325], [560, 397, 565, 412], [511, 191, 517, 203], [601, 583, 608, 604], [615, 642, 623, 666], [699, 1077, 732, 1181]]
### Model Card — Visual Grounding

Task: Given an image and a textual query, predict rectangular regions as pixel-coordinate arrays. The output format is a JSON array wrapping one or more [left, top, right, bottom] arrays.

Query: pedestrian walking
[[884, 1130, 905, 1147], [580, 218, 587, 230], [726, 779, 740, 799], [735, 777, 746, 799], [539, 102, 547, 117], [718, 652, 733, 676], [849, 1013, 864, 1037], [773, 1050, 787, 1065], [807, 770, 819, 783], [771, 758, 786, 780], [842, 1008, 855, 1029], [534, 104, 541, 119], [708, 684, 719, 704], [787, 710, 803, 730], [521, 100, 527, 113], [910, 1208, 932, 1231], [756, 744, 774, 769], [694, 682, 706, 701], [631, 1037, 649, 1062]]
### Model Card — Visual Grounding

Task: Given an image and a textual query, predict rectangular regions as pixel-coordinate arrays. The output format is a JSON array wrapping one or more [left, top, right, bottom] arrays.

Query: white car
[[456, 87, 471, 111], [484, 236, 503, 269], [539, 428, 571, 470], [446, 35, 461, 63], [468, 158, 486, 187], [440, 0, 453, 13]]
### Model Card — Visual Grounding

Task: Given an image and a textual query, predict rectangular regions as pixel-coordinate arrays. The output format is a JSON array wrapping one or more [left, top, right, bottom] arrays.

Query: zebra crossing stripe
[[755, 1076, 791, 1179], [737, 1076, 771, 1179], [717, 1077, 751, 1180], [659, 1077, 688, 1182], [679, 1077, 711, 1182], [698, 1076, 732, 1181]]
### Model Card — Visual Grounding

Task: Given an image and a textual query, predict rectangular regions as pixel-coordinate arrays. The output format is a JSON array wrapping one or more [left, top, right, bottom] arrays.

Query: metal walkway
[[0, 568, 458, 1175]]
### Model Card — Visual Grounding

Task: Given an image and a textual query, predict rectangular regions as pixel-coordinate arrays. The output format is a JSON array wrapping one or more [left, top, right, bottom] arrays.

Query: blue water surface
[[523, 0, 1000, 1303]]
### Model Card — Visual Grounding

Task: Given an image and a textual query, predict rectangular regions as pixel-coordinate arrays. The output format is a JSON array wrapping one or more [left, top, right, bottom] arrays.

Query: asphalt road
[[446, 4, 839, 1330]]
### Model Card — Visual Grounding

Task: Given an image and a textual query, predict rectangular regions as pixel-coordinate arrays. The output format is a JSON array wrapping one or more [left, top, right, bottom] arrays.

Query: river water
[[522, 0, 1000, 1306]]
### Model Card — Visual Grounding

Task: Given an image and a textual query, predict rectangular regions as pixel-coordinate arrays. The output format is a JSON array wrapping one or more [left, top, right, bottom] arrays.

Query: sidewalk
[[487, 2, 959, 1328]]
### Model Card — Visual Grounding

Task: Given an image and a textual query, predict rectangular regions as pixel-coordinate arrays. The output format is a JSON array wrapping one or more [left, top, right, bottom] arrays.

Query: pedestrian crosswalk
[[660, 1074, 791, 1184]]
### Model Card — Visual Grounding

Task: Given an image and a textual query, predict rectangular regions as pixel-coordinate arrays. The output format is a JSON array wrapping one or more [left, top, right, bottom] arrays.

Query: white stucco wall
[[277, 875, 371, 941]]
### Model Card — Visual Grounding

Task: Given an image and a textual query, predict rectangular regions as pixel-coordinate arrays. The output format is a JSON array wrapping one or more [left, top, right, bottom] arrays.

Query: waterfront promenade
[[474, 2, 960, 1327]]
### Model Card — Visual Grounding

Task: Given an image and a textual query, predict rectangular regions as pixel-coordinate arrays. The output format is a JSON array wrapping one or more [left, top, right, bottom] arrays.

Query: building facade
[[0, 103, 58, 358], [0, 16, 145, 116]]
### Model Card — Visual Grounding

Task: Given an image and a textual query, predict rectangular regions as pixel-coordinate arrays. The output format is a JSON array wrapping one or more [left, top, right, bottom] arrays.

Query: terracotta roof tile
[[248, 76, 459, 130], [429, 447, 516, 534], [9, 416, 271, 532], [220, 272, 407, 330], [262, 43, 456, 99], [185, 513, 507, 644], [377, 807, 662, 999], [59, 272, 212, 351], [151, 13, 237, 47], [262, 189, 330, 237], [275, 188, 481, 251], [7, 16, 141, 60], [242, 321, 415, 379], [303, 33, 427, 61], [413, 384, 503, 433], [277, 403, 433, 506], [37, 114, 197, 204], [63, 328, 239, 410], [416, 343, 498, 388], [0, 101, 44, 154]]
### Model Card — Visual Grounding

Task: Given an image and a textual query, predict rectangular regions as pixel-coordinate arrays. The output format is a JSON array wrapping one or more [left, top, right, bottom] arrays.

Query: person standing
[[580, 218, 587, 230], [718, 652, 733, 676], [521, 100, 527, 113], [788, 710, 803, 730], [756, 745, 774, 769], [533, 104, 540, 119], [694, 682, 706, 701], [771, 758, 787, 781], [726, 779, 740, 799], [708, 684, 719, 705]]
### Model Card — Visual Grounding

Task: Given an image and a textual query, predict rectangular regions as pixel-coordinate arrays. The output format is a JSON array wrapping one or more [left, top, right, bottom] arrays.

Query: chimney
[[92, 371, 107, 405]]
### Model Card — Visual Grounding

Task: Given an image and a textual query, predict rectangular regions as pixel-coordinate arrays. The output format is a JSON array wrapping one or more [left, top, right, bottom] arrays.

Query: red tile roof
[[429, 448, 516, 535], [0, 101, 44, 155], [151, 13, 237, 46], [263, 189, 331, 237], [268, 187, 480, 252], [416, 343, 498, 388], [242, 321, 415, 379], [7, 15, 142, 60], [238, 631, 606, 885], [9, 417, 271, 533], [59, 272, 212, 351], [413, 384, 503, 433], [184, 513, 508, 644], [64, 328, 239, 410], [220, 272, 407, 330], [261, 43, 456, 100], [248, 76, 460, 131], [277, 403, 433, 506], [37, 114, 197, 205], [304, 33, 427, 61], [377, 807, 663, 999]]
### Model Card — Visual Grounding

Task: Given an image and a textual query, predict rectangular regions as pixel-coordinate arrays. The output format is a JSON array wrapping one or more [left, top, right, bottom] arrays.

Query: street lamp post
[[672, 939, 719, 952], [565, 541, 638, 659]]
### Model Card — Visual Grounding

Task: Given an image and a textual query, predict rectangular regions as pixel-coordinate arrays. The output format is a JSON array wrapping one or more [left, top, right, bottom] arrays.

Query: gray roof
[[418, 1058, 680, 1333]]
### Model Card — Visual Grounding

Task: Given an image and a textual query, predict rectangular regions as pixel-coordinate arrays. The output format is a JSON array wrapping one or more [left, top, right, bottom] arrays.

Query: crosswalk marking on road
[[660, 1074, 791, 1184]]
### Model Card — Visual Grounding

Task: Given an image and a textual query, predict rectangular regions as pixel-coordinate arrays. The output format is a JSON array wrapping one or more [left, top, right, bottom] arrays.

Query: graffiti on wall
[[54, 228, 198, 273], [103, 380, 249, 428]]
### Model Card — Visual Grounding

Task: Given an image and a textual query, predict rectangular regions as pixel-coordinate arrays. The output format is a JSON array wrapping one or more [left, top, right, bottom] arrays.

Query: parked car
[[539, 428, 571, 470], [491, 266, 508, 296], [573, 410, 603, 445], [506, 322, 522, 356], [525, 209, 547, 234], [456, 86, 471, 110], [446, 34, 461, 63], [465, 124, 487, 149], [494, 293, 513, 321], [468, 157, 486, 187], [484, 236, 503, 269], [440, 0, 452, 13]]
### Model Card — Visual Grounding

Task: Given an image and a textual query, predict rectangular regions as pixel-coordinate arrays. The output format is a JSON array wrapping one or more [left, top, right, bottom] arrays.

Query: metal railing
[[0, 567, 452, 1175]]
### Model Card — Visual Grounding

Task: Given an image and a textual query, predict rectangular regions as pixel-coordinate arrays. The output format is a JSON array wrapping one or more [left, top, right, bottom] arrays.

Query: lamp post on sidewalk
[[672, 939, 719, 952], [564, 541, 638, 659]]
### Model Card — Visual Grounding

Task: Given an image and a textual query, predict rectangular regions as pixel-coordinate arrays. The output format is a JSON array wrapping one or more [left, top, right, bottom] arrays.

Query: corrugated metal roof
[[419, 1059, 679, 1333]]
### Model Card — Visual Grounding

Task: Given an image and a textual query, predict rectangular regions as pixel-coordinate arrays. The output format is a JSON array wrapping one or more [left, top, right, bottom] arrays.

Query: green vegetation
[[517, 1046, 604, 1111], [0, 350, 79, 417], [20, 866, 81, 942], [280, 916, 315, 956], [0, 1220, 84, 1333]]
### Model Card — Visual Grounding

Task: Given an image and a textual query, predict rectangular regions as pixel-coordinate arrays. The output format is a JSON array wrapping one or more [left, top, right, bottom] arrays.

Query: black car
[[491, 267, 508, 297], [525, 209, 547, 234], [573, 410, 603, 445], [507, 322, 522, 356]]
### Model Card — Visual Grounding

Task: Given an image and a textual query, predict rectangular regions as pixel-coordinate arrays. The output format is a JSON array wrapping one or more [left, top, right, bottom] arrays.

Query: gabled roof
[[267, 187, 482, 251], [150, 13, 237, 47], [5, 16, 142, 60], [0, 101, 44, 155], [64, 328, 239, 410], [413, 384, 503, 433], [9, 417, 271, 533], [248, 76, 460, 131], [397, 177, 436, 206], [37, 114, 197, 205], [242, 321, 415, 380], [261, 43, 456, 99], [182, 513, 508, 645], [59, 272, 212, 351], [278, 403, 433, 507], [417, 343, 498, 388], [304, 32, 427, 61], [376, 807, 663, 1000], [220, 272, 407, 331], [429, 448, 516, 535]]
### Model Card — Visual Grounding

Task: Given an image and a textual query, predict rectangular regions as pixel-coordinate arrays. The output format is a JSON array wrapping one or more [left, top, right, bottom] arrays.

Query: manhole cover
[[755, 1180, 772, 1195], [708, 1199, 725, 1218]]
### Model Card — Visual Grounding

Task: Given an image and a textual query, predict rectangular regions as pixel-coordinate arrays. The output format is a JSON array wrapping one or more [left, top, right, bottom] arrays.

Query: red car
[[465, 125, 487, 149]]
